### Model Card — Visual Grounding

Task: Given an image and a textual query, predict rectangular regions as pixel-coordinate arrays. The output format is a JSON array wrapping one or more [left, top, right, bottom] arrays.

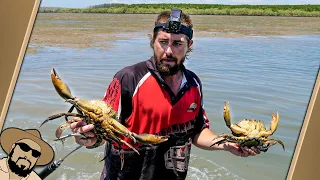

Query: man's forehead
[[157, 30, 186, 41], [16, 139, 41, 149]]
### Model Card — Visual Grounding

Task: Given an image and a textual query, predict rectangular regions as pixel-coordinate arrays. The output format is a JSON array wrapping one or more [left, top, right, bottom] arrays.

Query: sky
[[40, 0, 320, 8]]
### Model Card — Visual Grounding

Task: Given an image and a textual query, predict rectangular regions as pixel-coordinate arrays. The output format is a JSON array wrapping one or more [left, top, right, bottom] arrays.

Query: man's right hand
[[69, 117, 102, 147]]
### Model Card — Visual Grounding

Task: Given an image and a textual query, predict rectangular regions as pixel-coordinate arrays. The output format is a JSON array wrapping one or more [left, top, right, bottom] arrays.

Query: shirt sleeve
[[191, 72, 210, 135], [200, 106, 210, 130], [193, 98, 210, 135], [102, 77, 121, 114], [102, 69, 134, 123]]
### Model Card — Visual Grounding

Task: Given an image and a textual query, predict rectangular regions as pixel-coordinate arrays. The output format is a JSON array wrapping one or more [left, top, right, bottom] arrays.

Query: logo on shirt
[[187, 103, 197, 112]]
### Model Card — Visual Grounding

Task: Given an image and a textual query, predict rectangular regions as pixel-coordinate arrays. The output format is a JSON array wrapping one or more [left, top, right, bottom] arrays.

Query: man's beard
[[8, 149, 34, 177], [154, 53, 185, 76]]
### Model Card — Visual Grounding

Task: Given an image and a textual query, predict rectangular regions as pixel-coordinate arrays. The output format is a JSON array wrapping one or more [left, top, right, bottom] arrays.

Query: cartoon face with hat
[[0, 127, 54, 180]]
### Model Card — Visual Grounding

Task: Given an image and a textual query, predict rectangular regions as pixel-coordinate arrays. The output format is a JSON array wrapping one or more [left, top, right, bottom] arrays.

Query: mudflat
[[27, 13, 320, 53]]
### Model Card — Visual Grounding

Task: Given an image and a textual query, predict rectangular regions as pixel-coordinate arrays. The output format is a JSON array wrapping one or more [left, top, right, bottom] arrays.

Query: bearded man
[[0, 128, 54, 180], [70, 8, 260, 180]]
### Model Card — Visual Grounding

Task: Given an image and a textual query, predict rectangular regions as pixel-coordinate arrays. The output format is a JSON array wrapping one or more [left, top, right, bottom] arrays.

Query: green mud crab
[[211, 101, 285, 152]]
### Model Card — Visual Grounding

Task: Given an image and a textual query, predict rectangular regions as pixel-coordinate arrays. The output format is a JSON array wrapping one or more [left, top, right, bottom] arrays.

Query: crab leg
[[100, 135, 126, 170], [211, 134, 240, 147], [40, 113, 85, 128], [103, 118, 138, 144], [53, 133, 87, 141], [64, 105, 75, 121], [211, 133, 254, 147], [100, 135, 119, 162], [106, 117, 168, 145], [65, 105, 85, 120], [42, 104, 82, 129], [264, 138, 285, 151], [102, 130, 139, 170], [106, 129, 140, 155]]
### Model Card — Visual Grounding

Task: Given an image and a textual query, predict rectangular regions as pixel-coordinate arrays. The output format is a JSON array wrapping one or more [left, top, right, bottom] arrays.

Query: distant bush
[[39, 4, 320, 17]]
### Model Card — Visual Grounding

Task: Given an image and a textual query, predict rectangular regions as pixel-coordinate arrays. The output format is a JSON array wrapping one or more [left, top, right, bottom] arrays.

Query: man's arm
[[192, 127, 223, 150], [192, 127, 260, 157], [189, 71, 259, 156]]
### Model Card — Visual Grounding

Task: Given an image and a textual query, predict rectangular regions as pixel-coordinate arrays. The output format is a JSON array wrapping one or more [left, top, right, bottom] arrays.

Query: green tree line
[[39, 3, 320, 17]]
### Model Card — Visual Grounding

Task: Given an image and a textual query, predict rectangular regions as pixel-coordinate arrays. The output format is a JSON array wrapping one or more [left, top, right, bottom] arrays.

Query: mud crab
[[211, 101, 285, 152], [40, 68, 168, 169]]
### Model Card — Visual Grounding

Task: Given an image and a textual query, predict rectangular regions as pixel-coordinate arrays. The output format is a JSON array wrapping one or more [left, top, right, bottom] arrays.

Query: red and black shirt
[[100, 57, 210, 180]]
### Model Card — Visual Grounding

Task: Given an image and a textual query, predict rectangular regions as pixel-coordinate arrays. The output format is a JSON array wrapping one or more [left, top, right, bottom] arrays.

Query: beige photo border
[[0, 0, 319, 179]]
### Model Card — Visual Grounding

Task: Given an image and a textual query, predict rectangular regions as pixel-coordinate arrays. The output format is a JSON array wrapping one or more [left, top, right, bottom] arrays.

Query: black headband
[[153, 8, 193, 40]]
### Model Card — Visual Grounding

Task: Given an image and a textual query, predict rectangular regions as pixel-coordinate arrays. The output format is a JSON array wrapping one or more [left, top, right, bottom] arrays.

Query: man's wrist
[[209, 142, 231, 151]]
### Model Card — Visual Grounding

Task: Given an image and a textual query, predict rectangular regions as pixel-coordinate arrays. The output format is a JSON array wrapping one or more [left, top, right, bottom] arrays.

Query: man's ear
[[188, 39, 193, 48], [149, 33, 155, 49], [148, 33, 153, 39]]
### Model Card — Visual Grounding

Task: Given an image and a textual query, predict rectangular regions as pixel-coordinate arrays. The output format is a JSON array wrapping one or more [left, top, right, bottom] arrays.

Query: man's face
[[8, 139, 41, 177], [153, 30, 192, 75]]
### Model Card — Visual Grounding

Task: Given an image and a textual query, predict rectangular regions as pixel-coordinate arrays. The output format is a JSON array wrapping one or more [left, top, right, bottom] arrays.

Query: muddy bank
[[27, 13, 320, 54]]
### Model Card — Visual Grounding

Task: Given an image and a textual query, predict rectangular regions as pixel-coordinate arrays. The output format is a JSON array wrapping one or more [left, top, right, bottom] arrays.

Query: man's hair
[[150, 10, 193, 56]]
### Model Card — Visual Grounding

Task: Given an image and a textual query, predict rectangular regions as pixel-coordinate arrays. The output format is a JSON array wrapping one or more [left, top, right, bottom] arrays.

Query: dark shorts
[[101, 139, 191, 180]]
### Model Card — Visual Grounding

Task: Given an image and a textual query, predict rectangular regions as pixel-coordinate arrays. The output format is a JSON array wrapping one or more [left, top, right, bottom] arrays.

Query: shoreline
[[26, 13, 320, 54]]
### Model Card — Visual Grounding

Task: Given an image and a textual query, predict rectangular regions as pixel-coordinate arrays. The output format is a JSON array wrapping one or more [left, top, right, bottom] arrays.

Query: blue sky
[[40, 0, 320, 8]]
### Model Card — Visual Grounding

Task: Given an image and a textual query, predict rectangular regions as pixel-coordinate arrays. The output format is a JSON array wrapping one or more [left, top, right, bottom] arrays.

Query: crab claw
[[270, 112, 279, 135], [39, 113, 68, 128], [133, 133, 169, 145], [51, 68, 74, 100], [223, 101, 249, 136], [39, 112, 83, 128], [223, 101, 231, 127], [55, 122, 72, 139]]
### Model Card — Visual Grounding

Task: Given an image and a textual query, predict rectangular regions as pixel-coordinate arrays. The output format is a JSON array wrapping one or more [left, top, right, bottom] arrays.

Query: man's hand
[[193, 128, 261, 157], [223, 142, 261, 157], [69, 117, 104, 147]]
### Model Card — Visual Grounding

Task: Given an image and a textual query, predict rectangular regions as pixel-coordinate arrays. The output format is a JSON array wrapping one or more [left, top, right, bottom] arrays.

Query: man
[[0, 128, 54, 180], [70, 8, 260, 180]]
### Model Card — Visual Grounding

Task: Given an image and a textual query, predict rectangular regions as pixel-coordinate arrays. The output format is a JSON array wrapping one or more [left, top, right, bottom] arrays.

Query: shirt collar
[[180, 71, 187, 90]]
